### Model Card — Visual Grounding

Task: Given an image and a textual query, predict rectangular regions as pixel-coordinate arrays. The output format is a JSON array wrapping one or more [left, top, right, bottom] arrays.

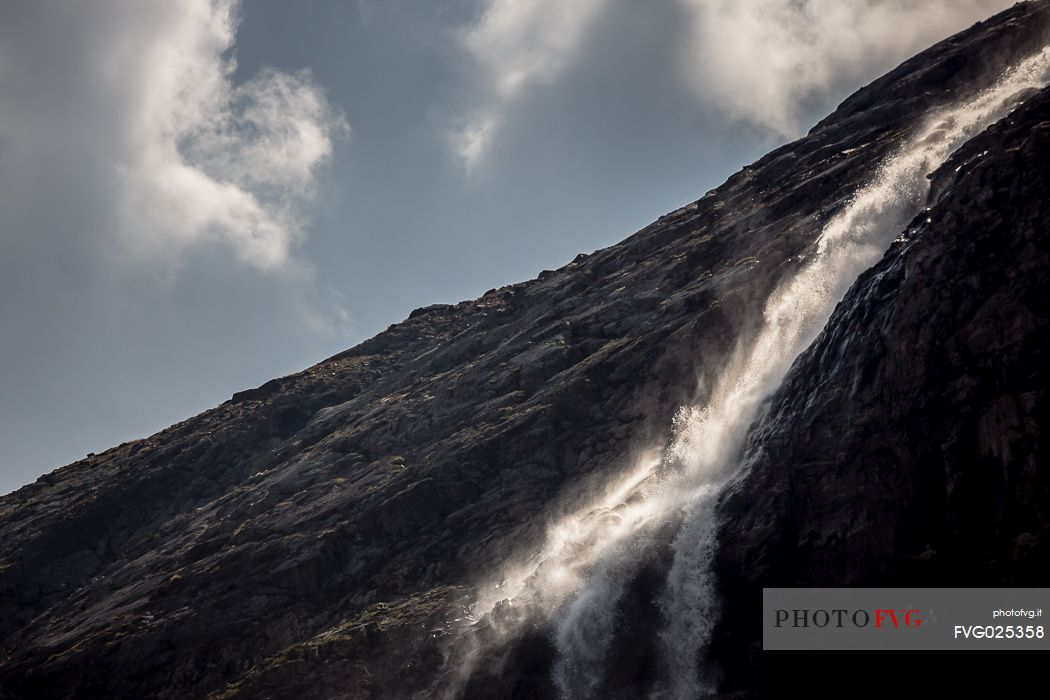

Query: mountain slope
[[714, 77, 1050, 697], [1, 3, 1048, 698]]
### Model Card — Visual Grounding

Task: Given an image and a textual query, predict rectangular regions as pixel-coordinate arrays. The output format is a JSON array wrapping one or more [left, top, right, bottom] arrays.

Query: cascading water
[[655, 45, 1050, 697], [457, 45, 1050, 699]]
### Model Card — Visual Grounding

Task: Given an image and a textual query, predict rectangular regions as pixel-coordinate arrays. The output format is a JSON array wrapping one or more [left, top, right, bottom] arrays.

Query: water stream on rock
[[460, 46, 1050, 699], [653, 46, 1050, 698]]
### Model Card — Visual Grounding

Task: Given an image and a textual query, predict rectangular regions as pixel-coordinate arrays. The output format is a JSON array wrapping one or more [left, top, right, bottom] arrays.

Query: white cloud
[[0, 0, 346, 273], [675, 0, 1015, 136], [117, 0, 348, 270], [452, 0, 606, 171], [0, 0, 353, 492], [451, 0, 1014, 164]]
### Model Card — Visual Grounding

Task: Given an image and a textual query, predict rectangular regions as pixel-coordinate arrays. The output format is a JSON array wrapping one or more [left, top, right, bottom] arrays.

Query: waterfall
[[655, 45, 1050, 697], [459, 45, 1050, 699]]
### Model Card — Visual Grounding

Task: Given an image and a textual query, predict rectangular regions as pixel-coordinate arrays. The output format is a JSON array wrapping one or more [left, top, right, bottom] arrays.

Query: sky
[[0, 0, 1014, 494]]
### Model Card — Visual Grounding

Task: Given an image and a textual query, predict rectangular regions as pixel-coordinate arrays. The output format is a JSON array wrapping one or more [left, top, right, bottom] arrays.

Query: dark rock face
[[712, 79, 1050, 698], [1, 4, 1048, 699]]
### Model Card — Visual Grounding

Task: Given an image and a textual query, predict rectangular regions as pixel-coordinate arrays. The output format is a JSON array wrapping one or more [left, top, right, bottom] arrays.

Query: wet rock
[[712, 81, 1050, 699]]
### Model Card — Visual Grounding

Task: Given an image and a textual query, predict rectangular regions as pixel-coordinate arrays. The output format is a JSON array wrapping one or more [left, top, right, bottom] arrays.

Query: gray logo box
[[763, 588, 1049, 650]]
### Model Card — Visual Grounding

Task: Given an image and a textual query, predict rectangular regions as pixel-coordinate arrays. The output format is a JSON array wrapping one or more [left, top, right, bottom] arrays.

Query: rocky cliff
[[1, 3, 1048, 699], [713, 49, 1050, 699]]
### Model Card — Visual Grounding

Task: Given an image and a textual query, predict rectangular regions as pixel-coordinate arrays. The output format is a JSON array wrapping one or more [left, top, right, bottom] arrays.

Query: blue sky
[[0, 0, 1012, 493]]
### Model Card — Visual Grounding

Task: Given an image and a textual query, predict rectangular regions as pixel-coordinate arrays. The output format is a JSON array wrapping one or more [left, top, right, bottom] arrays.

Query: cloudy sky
[[0, 0, 1013, 494]]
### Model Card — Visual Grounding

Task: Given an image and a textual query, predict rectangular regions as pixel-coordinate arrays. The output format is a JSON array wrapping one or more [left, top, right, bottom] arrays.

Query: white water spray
[[460, 46, 1050, 699], [657, 46, 1050, 698]]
